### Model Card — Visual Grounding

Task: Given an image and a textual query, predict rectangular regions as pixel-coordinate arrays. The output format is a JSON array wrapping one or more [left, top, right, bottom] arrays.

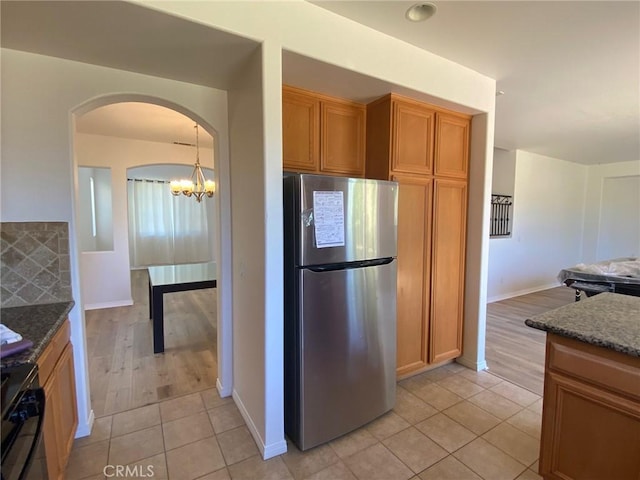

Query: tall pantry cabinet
[[366, 94, 470, 375]]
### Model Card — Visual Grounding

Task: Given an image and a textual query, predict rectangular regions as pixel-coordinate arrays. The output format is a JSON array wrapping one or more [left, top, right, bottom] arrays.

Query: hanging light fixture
[[170, 123, 215, 202]]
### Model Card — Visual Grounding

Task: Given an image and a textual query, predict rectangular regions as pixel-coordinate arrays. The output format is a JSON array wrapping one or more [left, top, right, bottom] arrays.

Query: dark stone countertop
[[525, 292, 640, 357], [0, 301, 74, 367]]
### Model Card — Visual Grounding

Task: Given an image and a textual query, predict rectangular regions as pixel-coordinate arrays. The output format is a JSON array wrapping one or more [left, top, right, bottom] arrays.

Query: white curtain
[[128, 180, 211, 266]]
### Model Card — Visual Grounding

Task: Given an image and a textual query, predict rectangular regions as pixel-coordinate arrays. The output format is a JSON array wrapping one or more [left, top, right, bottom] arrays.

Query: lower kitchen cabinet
[[539, 334, 640, 479], [37, 321, 78, 480]]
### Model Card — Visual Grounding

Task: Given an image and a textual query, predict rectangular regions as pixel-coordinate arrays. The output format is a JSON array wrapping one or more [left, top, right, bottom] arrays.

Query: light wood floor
[[485, 286, 575, 395], [85, 269, 218, 418], [85, 271, 571, 415]]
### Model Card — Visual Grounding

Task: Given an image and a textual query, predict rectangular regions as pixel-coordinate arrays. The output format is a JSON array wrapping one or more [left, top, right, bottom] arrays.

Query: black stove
[[1, 362, 47, 480], [1, 363, 38, 420]]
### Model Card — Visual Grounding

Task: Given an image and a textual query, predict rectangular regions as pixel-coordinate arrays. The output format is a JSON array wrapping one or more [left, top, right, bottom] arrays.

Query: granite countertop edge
[[1, 301, 75, 367], [524, 318, 640, 357], [525, 293, 640, 358]]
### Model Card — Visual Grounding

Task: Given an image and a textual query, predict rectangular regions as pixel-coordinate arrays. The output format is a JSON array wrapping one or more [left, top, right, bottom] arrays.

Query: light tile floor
[[66, 364, 543, 480]]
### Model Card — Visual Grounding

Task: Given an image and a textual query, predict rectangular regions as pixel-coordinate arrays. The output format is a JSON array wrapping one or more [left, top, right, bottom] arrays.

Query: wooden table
[[148, 262, 217, 353]]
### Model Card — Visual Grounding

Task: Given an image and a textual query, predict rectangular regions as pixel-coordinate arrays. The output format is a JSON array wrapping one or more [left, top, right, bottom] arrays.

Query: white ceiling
[[2, 1, 638, 165], [76, 103, 214, 148], [0, 1, 259, 89], [311, 1, 640, 165]]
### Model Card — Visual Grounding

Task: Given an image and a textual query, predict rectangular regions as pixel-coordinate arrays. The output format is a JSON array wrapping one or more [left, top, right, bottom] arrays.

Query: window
[[127, 179, 212, 266], [77, 166, 113, 251]]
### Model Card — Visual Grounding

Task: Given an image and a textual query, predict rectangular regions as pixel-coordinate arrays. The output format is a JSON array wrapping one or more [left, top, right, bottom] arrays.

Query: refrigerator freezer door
[[297, 260, 397, 450], [298, 175, 397, 267]]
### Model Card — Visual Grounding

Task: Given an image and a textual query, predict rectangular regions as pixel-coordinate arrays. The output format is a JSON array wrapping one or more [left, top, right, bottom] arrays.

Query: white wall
[[492, 148, 516, 196], [147, 1, 495, 113], [487, 150, 588, 302], [488, 157, 640, 302], [0, 48, 231, 438], [145, 0, 496, 446], [76, 133, 216, 309], [2, 0, 496, 458], [227, 44, 287, 458], [227, 46, 268, 455], [598, 176, 640, 259], [583, 160, 640, 262], [460, 112, 494, 371]]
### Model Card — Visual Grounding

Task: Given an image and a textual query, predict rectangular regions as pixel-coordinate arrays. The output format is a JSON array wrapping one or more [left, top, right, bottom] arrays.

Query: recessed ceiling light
[[405, 3, 437, 22]]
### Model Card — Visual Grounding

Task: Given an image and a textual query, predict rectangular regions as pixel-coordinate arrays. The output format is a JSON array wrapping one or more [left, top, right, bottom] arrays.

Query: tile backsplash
[[1, 222, 72, 307]]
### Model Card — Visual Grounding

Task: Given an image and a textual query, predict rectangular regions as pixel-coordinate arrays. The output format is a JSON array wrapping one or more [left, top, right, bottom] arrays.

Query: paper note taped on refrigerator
[[313, 191, 345, 248]]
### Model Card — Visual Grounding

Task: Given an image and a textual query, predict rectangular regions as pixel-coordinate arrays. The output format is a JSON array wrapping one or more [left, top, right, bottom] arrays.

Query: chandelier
[[170, 123, 215, 202]]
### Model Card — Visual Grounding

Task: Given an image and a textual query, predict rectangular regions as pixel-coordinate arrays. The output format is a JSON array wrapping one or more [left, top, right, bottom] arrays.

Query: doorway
[[74, 100, 223, 417]]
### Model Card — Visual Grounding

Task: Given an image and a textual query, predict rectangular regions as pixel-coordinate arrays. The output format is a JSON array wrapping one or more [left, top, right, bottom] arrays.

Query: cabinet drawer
[[547, 334, 640, 400], [37, 320, 70, 385]]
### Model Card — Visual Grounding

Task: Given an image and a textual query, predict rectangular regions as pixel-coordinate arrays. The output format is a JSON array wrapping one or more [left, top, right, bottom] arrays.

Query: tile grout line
[[71, 370, 544, 480]]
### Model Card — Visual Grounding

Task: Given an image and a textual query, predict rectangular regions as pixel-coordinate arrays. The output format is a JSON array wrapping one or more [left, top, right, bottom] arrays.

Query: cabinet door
[[394, 175, 432, 375], [42, 373, 62, 480], [391, 100, 434, 176], [283, 87, 320, 172], [430, 179, 467, 364], [42, 343, 78, 480], [434, 112, 470, 179], [320, 100, 366, 177], [540, 371, 640, 480], [56, 343, 78, 469]]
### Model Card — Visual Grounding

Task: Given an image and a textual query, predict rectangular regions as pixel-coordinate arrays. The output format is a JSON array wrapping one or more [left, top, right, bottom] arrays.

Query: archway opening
[[73, 99, 224, 417]]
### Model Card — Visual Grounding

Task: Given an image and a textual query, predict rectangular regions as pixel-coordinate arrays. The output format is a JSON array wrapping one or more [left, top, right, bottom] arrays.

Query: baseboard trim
[[232, 389, 288, 460], [488, 282, 561, 303], [217, 377, 232, 398], [263, 438, 288, 459], [456, 356, 488, 372], [84, 299, 134, 310], [75, 409, 95, 438]]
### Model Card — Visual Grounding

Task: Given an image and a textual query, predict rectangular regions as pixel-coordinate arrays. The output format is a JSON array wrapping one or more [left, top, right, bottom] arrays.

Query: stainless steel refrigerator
[[283, 173, 398, 451]]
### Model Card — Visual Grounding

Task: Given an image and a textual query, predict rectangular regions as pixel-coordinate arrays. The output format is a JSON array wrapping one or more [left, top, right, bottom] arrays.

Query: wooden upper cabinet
[[282, 86, 320, 173], [320, 99, 366, 176], [392, 100, 435, 176], [434, 112, 470, 179], [365, 94, 435, 179], [365, 95, 393, 181], [429, 179, 467, 364], [282, 85, 365, 176]]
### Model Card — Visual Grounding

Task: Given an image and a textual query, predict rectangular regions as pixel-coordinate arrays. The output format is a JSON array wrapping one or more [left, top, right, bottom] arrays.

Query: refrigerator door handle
[[306, 257, 395, 273]]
